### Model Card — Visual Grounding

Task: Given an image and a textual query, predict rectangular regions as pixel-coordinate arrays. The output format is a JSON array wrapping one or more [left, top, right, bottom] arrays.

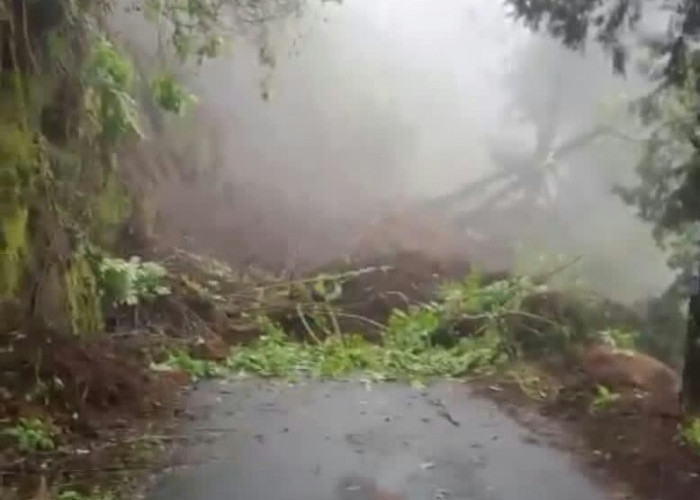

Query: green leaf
[[98, 256, 170, 306], [151, 74, 197, 115]]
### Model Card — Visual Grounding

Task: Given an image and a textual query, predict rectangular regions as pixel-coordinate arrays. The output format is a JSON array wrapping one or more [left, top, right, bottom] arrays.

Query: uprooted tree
[[503, 0, 700, 412], [423, 36, 652, 295]]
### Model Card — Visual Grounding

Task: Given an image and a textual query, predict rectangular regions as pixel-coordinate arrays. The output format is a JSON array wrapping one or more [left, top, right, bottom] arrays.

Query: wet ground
[[147, 379, 610, 500]]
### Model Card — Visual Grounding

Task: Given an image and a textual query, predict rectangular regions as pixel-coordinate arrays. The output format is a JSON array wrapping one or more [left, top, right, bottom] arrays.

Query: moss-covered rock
[[0, 7, 152, 339], [0, 206, 29, 298], [0, 95, 41, 299], [91, 169, 132, 247], [64, 251, 104, 335]]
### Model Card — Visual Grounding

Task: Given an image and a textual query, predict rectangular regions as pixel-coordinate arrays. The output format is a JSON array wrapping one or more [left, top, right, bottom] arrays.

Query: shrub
[[98, 256, 170, 306], [3, 417, 55, 452]]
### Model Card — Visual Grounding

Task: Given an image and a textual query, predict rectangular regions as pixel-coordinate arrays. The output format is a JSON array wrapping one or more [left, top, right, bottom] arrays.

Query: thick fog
[[113, 0, 672, 301]]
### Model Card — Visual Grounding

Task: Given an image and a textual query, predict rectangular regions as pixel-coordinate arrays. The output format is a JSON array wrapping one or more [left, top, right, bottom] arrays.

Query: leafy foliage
[[597, 327, 637, 351], [635, 290, 687, 368], [3, 417, 56, 453], [150, 74, 197, 115], [56, 490, 114, 500], [98, 257, 170, 306], [160, 349, 225, 380], [505, 0, 698, 76], [615, 65, 700, 247], [83, 39, 142, 146], [679, 417, 700, 453], [226, 274, 592, 383], [227, 315, 504, 383], [505, 0, 700, 409], [506, 0, 700, 258], [144, 0, 229, 62], [590, 384, 621, 413]]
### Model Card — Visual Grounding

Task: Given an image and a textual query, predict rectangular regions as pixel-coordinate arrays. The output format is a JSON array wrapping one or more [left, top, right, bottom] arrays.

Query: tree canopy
[[506, 1, 700, 272], [505, 0, 700, 410]]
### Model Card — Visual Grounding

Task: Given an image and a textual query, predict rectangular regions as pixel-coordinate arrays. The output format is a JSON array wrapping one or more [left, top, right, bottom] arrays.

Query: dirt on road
[[475, 348, 700, 500]]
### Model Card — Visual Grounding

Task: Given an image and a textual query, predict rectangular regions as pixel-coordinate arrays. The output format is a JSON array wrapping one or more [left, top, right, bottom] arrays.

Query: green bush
[[227, 310, 508, 383], [56, 490, 114, 500], [98, 256, 170, 306], [161, 349, 224, 381], [3, 417, 55, 453], [199, 272, 625, 385], [590, 384, 621, 413], [598, 328, 638, 351], [680, 418, 700, 453], [151, 74, 196, 115]]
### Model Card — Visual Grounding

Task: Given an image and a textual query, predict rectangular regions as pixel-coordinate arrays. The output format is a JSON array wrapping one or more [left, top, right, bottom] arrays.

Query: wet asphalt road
[[147, 379, 609, 500]]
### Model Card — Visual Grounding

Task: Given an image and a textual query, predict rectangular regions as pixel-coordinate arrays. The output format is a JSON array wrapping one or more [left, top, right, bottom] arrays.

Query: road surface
[[147, 379, 610, 500]]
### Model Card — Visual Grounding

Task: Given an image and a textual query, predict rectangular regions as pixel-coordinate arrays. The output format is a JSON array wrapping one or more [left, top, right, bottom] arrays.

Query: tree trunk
[[682, 285, 700, 414]]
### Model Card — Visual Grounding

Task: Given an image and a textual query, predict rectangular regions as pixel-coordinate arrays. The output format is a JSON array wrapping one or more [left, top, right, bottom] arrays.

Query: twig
[[438, 409, 461, 427], [296, 304, 321, 344], [0, 455, 235, 477], [21, 0, 39, 72], [327, 305, 342, 339], [5, 2, 26, 126], [456, 310, 559, 330], [379, 291, 411, 307], [185, 427, 239, 433], [108, 329, 174, 339], [297, 304, 387, 332], [233, 295, 405, 315], [104, 434, 194, 445], [300, 305, 333, 338], [534, 256, 583, 284], [331, 312, 386, 331], [252, 266, 392, 291], [426, 398, 460, 427], [501, 310, 563, 330]]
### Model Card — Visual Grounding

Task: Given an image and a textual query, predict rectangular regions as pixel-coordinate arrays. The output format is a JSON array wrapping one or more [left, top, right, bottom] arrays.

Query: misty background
[[113, 0, 672, 302]]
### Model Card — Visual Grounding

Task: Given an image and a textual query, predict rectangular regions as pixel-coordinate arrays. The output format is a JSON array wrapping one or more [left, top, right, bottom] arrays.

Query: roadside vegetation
[[589, 385, 621, 413], [56, 492, 114, 500], [680, 417, 700, 453], [3, 417, 56, 453], [210, 277, 600, 382], [152, 268, 579, 381]]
